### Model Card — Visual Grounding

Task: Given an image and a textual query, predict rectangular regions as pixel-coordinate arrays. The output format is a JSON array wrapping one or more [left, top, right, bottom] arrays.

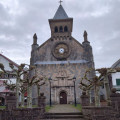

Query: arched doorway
[[59, 91, 67, 104]]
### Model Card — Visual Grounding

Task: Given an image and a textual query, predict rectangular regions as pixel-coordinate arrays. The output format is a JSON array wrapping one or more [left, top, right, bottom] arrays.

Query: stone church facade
[[30, 5, 95, 104]]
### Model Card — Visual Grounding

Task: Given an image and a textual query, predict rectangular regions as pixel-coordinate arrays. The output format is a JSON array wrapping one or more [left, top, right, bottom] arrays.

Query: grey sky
[[0, 0, 120, 68]]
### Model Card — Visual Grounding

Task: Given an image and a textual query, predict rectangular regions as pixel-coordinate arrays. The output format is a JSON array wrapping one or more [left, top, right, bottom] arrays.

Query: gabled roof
[[0, 54, 19, 67], [111, 59, 120, 68], [53, 5, 69, 19]]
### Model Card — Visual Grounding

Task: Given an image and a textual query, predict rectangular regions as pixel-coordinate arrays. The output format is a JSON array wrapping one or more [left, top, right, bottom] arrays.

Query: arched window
[[59, 26, 63, 32], [64, 26, 68, 32], [55, 26, 58, 33]]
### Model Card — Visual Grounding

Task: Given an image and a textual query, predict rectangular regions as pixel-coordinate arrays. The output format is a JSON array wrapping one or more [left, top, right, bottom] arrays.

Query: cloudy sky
[[0, 0, 120, 69]]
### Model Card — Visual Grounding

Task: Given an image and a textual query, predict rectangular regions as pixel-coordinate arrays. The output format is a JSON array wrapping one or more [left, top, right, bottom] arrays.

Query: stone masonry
[[30, 5, 95, 105]]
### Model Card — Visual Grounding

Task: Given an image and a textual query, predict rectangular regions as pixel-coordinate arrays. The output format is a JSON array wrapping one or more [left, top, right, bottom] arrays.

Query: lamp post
[[49, 77, 52, 107], [73, 76, 77, 107]]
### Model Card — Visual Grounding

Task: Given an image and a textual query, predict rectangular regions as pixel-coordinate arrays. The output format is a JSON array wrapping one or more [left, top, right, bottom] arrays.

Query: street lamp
[[48, 77, 52, 107], [73, 76, 77, 107]]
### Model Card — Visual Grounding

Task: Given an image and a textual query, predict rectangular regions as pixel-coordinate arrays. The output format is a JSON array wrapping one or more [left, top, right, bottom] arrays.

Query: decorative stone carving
[[83, 30, 88, 42], [33, 33, 37, 45]]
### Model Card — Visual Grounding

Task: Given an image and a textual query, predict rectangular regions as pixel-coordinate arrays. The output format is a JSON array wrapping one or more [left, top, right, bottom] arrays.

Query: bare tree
[[3, 79, 16, 91], [80, 69, 103, 107], [96, 68, 120, 104]]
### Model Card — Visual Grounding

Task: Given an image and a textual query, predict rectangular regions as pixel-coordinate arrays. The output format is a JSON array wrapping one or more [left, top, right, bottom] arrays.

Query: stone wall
[[110, 90, 120, 112], [81, 89, 120, 120], [30, 31, 95, 105], [82, 106, 115, 120], [33, 63, 92, 104], [0, 108, 44, 120], [0, 93, 46, 120]]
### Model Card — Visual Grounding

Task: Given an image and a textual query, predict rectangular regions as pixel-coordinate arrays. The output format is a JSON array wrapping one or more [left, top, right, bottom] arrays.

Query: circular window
[[52, 42, 71, 60]]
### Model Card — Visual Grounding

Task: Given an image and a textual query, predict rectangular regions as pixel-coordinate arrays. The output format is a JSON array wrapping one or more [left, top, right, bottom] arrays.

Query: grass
[[72, 104, 82, 112], [18, 105, 38, 108], [45, 105, 52, 112], [0, 106, 6, 109], [0, 105, 51, 110]]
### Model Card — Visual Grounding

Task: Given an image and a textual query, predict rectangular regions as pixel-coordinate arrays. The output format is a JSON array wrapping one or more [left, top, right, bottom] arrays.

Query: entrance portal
[[60, 91, 67, 104]]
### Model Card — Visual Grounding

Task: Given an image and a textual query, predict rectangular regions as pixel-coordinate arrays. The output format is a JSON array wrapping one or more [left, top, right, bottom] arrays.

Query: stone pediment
[[32, 36, 84, 62]]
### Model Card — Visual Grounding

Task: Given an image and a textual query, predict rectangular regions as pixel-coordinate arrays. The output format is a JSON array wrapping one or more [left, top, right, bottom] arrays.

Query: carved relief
[[52, 69, 73, 87]]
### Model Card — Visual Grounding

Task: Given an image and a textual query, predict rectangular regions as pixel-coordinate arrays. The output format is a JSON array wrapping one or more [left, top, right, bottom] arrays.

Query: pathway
[[48, 104, 80, 113], [45, 104, 84, 120]]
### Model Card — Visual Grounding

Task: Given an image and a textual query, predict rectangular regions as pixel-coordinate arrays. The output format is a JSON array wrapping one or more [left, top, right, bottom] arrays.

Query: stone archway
[[59, 91, 67, 104]]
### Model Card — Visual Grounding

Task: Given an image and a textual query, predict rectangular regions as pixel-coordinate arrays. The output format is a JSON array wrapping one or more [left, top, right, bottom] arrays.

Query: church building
[[30, 4, 95, 105]]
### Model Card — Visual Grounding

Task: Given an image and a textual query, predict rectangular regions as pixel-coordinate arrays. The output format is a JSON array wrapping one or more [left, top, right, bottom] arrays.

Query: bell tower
[[49, 5, 73, 39]]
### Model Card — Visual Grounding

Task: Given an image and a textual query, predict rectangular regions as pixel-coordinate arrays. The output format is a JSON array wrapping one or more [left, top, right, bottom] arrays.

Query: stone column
[[110, 88, 120, 112], [6, 93, 16, 111], [81, 91, 90, 106], [38, 93, 46, 119]]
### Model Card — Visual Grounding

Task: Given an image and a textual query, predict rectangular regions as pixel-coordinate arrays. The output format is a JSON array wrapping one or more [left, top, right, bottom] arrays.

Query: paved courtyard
[[48, 104, 80, 113], [46, 105, 84, 120]]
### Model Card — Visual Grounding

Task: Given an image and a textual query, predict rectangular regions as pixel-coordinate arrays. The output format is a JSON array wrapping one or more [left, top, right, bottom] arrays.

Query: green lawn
[[72, 104, 82, 112], [45, 105, 52, 112], [18, 105, 38, 108], [0, 106, 6, 109], [0, 105, 50, 110]]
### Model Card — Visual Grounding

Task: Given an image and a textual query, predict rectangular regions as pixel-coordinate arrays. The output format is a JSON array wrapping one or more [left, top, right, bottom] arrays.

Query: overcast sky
[[0, 0, 120, 69]]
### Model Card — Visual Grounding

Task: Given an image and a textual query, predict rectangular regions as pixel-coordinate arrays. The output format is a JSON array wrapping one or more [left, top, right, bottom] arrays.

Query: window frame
[[116, 79, 120, 86]]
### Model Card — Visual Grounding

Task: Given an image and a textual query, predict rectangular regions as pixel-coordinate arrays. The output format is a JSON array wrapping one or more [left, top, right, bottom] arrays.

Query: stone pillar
[[81, 91, 90, 106], [110, 88, 120, 112], [6, 93, 16, 111], [38, 93, 46, 110]]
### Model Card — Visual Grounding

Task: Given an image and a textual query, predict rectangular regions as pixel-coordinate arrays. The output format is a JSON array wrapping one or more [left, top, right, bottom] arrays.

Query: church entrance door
[[60, 91, 67, 104]]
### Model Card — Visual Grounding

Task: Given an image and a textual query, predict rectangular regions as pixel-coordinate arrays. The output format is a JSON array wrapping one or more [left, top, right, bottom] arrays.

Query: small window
[[64, 26, 68, 32], [59, 26, 63, 32], [116, 79, 120, 86], [55, 26, 58, 33]]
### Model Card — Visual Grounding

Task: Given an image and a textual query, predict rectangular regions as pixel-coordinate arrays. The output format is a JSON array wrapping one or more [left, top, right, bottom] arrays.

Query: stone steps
[[45, 112, 84, 119]]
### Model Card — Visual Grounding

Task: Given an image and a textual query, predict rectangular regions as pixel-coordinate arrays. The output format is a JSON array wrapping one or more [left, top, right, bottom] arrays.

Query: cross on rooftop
[[59, 0, 63, 5]]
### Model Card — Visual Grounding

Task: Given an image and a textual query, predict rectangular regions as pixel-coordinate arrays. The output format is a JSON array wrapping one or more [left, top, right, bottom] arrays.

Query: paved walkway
[[48, 104, 80, 113]]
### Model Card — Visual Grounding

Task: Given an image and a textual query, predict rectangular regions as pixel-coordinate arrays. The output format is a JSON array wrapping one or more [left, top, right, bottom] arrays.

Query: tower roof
[[53, 5, 69, 20]]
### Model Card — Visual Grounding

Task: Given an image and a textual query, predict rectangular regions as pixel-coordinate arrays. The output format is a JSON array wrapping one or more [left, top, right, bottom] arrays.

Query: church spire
[[49, 2, 73, 37], [53, 4, 68, 20]]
